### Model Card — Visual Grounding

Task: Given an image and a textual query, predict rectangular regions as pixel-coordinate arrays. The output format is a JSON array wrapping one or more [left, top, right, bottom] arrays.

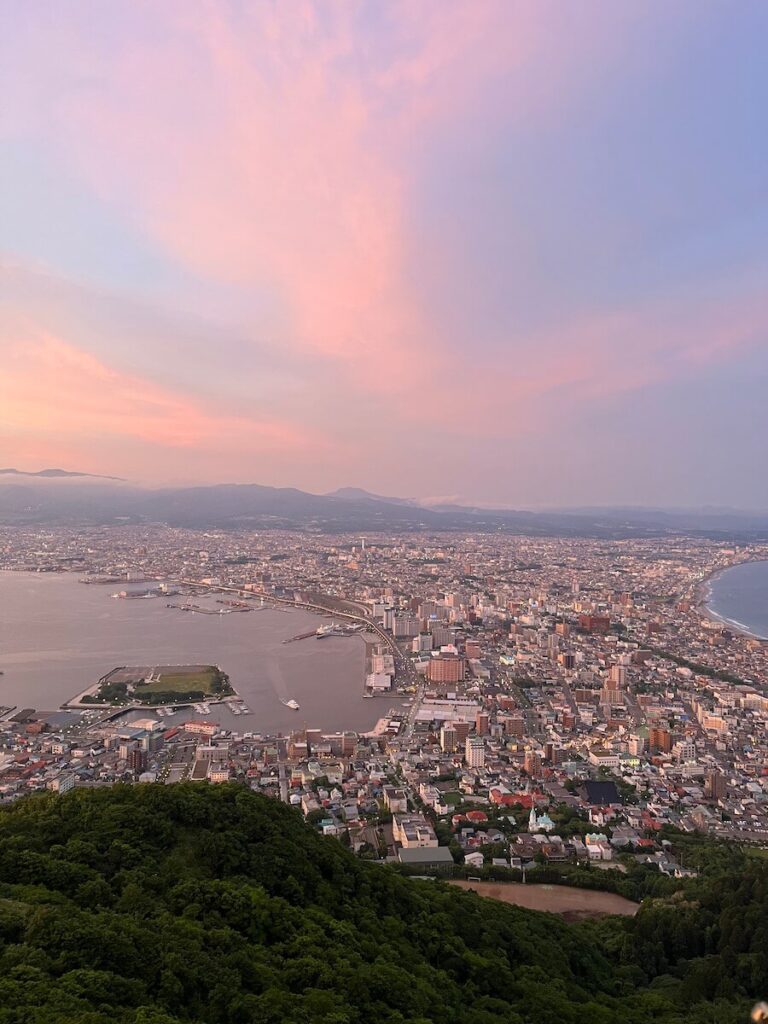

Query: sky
[[1, 1, 767, 507]]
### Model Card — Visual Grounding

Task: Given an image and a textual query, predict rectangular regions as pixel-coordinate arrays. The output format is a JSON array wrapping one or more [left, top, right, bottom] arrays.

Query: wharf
[[283, 629, 319, 644]]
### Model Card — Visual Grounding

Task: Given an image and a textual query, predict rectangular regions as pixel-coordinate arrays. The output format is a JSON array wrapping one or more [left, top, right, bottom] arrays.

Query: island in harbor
[[78, 663, 234, 707]]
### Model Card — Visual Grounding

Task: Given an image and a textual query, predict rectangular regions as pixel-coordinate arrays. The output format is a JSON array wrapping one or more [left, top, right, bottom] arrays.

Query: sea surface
[[706, 560, 768, 639], [0, 571, 384, 732]]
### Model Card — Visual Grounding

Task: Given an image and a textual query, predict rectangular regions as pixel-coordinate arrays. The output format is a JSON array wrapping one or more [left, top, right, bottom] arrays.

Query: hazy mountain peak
[[0, 467, 126, 481], [326, 487, 416, 506]]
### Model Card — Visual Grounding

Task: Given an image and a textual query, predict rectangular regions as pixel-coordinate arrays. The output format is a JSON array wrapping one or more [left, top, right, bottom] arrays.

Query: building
[[528, 806, 555, 833], [47, 773, 75, 795], [465, 735, 485, 769], [429, 624, 455, 648], [397, 847, 454, 873], [412, 632, 433, 654], [582, 780, 622, 807], [673, 739, 697, 763], [392, 813, 438, 848], [208, 762, 231, 783], [440, 723, 457, 752], [609, 664, 627, 688], [383, 786, 409, 813], [427, 652, 466, 684], [501, 715, 525, 738], [649, 727, 672, 753], [127, 747, 147, 774], [366, 672, 392, 692], [392, 614, 420, 638], [579, 614, 610, 633], [182, 720, 217, 738], [475, 710, 490, 735], [600, 685, 626, 706], [524, 750, 542, 777], [705, 770, 727, 801]]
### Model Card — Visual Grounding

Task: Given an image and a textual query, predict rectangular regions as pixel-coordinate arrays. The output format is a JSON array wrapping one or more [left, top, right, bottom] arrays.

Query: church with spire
[[528, 806, 555, 833]]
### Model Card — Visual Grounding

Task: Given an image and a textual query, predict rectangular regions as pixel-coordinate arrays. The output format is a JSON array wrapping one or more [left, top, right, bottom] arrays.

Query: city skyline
[[2, 1, 767, 506]]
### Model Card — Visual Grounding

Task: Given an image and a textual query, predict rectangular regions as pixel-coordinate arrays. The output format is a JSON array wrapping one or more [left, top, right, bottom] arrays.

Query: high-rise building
[[705, 770, 727, 801], [392, 614, 420, 638], [465, 736, 485, 768], [579, 614, 611, 633], [430, 623, 454, 648], [501, 715, 525, 738], [609, 664, 627, 688], [649, 727, 672, 753], [427, 652, 465, 684], [524, 750, 542, 777], [475, 710, 490, 735], [440, 723, 457, 752], [453, 721, 471, 745], [600, 685, 625, 706], [412, 632, 433, 653], [127, 747, 147, 774]]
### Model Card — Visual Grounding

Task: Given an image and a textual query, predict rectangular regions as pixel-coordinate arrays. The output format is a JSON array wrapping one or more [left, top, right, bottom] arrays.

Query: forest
[[0, 783, 765, 1023]]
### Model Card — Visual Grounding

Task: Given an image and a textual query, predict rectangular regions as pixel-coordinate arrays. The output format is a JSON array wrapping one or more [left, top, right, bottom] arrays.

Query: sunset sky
[[2, 1, 767, 506]]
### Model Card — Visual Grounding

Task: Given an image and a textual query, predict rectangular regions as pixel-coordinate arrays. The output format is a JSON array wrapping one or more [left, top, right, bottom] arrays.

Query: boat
[[281, 698, 300, 711]]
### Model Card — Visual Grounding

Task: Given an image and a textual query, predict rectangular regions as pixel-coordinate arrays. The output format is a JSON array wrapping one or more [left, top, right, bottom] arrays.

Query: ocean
[[706, 560, 768, 639]]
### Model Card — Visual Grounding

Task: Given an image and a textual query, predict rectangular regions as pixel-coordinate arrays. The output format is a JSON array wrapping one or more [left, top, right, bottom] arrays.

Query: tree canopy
[[0, 783, 764, 1023]]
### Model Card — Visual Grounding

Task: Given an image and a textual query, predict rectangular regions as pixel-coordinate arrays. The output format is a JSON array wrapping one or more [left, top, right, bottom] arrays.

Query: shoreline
[[0, 570, 381, 733], [694, 559, 768, 642]]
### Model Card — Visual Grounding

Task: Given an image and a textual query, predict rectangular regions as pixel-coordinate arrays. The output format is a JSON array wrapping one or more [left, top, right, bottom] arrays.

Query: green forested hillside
[[0, 784, 764, 1024]]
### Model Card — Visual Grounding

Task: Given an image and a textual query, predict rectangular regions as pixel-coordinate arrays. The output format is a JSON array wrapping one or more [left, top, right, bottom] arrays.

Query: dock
[[282, 629, 319, 644]]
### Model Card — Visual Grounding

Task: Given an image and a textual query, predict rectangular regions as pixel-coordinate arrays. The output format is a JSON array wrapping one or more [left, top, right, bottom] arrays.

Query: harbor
[[0, 571, 376, 733]]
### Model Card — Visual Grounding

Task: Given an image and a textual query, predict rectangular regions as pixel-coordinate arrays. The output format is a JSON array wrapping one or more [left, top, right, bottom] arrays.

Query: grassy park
[[83, 664, 234, 705]]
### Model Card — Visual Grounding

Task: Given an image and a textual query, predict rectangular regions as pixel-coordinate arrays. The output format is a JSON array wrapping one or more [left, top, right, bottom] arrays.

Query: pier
[[283, 629, 319, 644]]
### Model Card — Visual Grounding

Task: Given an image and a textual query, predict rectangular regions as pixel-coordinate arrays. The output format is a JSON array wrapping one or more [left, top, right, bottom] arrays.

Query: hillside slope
[[0, 784, 762, 1023]]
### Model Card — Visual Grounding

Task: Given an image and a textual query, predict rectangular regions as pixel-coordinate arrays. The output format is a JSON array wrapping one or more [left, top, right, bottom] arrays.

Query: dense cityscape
[[4, 2, 768, 1020], [2, 525, 766, 879]]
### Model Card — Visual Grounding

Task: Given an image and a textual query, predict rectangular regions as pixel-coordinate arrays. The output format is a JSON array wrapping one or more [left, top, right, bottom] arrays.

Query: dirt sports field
[[449, 880, 639, 920]]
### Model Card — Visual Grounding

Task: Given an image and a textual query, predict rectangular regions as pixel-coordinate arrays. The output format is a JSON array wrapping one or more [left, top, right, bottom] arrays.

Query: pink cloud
[[2, 2, 765, 493], [0, 326, 315, 462], [407, 278, 768, 438], [11, 2, 608, 397]]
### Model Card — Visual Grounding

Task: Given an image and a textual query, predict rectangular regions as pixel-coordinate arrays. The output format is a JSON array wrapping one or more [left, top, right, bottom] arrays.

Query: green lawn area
[[141, 667, 219, 694], [745, 846, 768, 860], [443, 792, 462, 805]]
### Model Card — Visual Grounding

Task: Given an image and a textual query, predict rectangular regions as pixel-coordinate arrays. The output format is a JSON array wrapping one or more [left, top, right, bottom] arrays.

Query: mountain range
[[2, 470, 768, 538]]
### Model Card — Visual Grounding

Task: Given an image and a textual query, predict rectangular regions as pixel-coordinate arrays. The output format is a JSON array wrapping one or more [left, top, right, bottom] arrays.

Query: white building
[[47, 773, 75, 795], [465, 736, 485, 769]]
